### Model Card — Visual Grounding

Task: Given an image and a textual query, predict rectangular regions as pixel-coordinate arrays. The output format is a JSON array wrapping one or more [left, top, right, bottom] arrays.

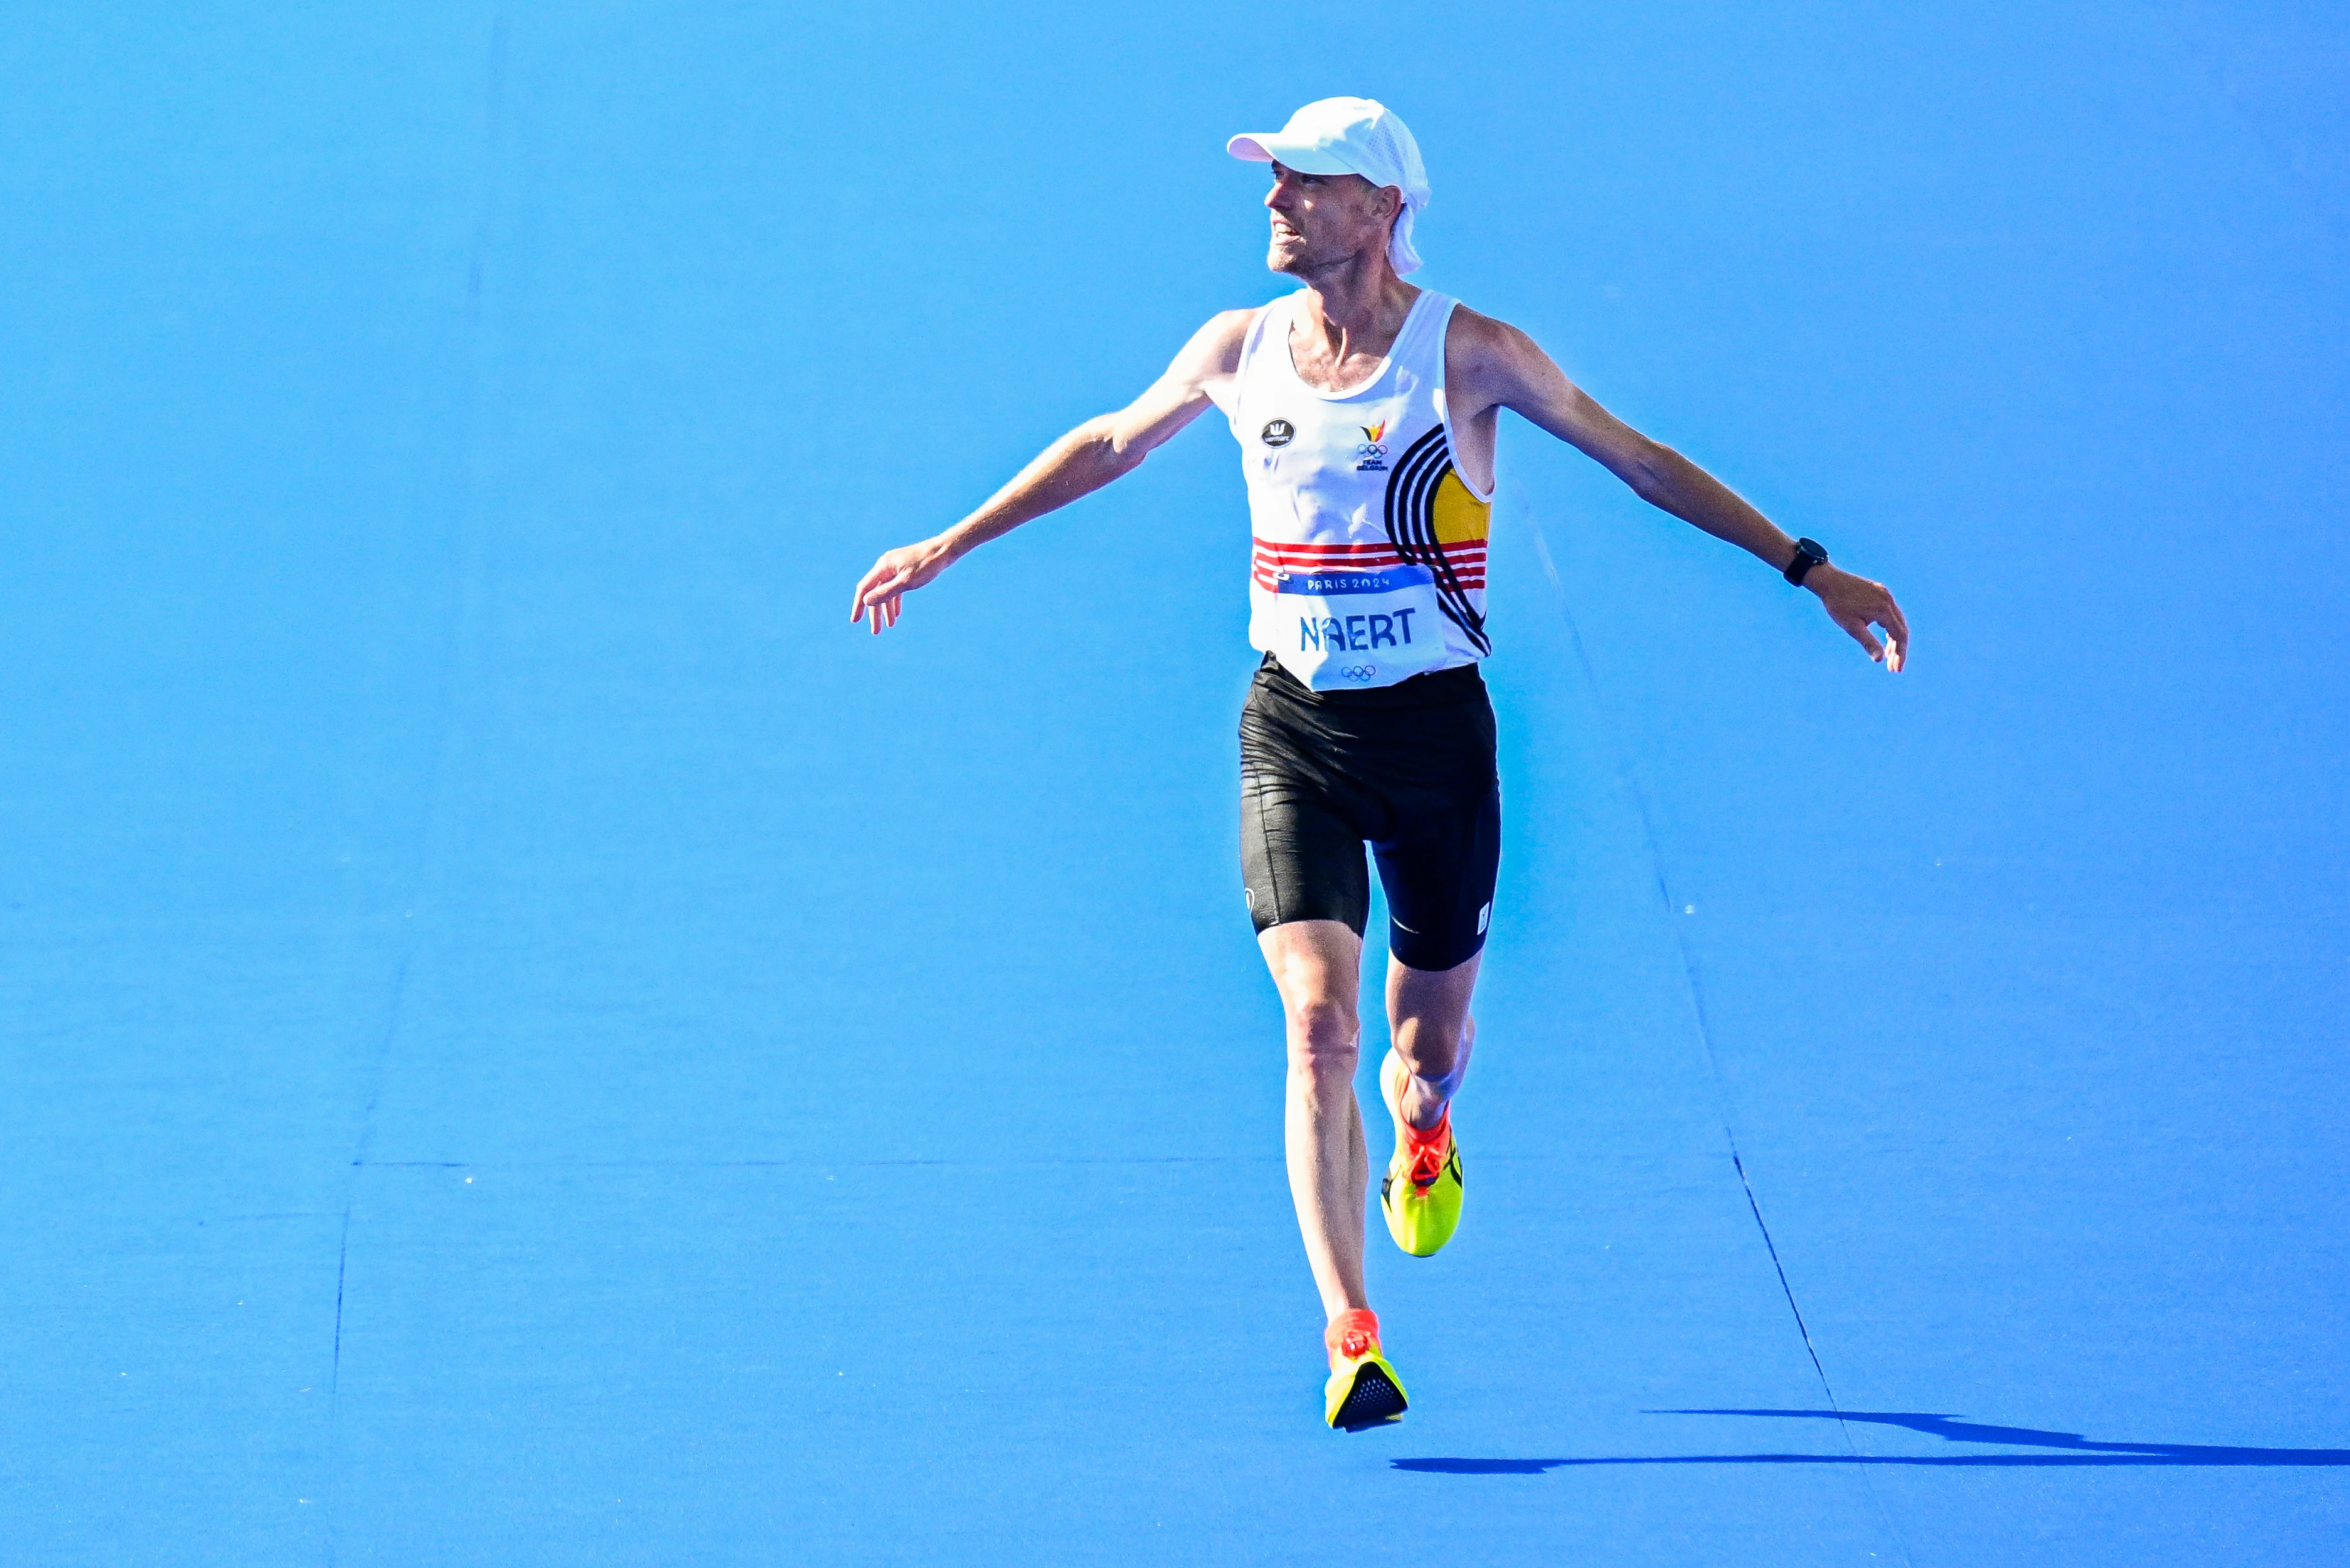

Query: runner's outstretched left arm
[[849, 310, 1254, 634], [1448, 310, 1909, 670]]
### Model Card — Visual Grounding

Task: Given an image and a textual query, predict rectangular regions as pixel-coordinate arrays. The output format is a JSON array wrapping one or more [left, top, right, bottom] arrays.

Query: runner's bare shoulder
[[1440, 304, 1537, 381], [1169, 307, 1261, 388]]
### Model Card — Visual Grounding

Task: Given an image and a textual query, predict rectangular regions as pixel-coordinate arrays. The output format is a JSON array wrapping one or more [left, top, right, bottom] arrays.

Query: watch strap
[[1784, 537, 1828, 586]]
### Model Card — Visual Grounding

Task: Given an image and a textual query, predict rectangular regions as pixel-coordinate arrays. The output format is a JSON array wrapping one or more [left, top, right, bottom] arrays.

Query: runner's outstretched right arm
[[849, 310, 1254, 634]]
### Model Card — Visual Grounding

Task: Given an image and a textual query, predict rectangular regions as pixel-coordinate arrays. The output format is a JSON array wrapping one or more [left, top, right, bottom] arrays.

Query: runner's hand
[[849, 539, 953, 635], [1807, 564, 1909, 672]]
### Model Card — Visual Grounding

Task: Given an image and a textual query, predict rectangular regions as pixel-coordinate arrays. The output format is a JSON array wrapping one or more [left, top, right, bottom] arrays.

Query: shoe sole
[[1330, 1362, 1409, 1432]]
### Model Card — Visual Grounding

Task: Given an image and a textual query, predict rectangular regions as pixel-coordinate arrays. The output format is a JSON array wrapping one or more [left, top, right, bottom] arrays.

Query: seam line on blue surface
[[320, 16, 510, 1566], [1518, 500, 1915, 1568], [330, 1203, 352, 1381]]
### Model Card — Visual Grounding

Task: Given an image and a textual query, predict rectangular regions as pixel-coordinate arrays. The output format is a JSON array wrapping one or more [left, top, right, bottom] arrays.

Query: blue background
[[4, 2, 2346, 1562]]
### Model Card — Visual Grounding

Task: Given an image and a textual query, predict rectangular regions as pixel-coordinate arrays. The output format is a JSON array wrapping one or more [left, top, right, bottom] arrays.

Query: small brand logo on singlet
[[1260, 419, 1294, 447], [1355, 419, 1389, 471]]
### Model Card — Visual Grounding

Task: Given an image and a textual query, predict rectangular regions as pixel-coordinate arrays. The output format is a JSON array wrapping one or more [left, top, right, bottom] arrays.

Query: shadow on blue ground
[[1394, 1411, 2350, 1473]]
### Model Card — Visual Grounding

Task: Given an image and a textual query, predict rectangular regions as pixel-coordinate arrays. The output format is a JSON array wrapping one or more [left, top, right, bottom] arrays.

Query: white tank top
[[1213, 289, 1493, 691]]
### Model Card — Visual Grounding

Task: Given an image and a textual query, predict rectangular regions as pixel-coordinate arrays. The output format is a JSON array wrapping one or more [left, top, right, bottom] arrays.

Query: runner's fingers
[[850, 560, 909, 621], [1844, 614, 1886, 662], [1850, 584, 1908, 672], [850, 561, 902, 616], [849, 563, 884, 620]]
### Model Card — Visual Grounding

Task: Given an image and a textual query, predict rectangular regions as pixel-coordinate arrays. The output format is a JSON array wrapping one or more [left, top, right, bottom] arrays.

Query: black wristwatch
[[1783, 537, 1828, 586]]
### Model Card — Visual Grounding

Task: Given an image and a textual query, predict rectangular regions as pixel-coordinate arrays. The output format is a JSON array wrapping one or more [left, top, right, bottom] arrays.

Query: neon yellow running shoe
[[1323, 1309, 1408, 1431], [1380, 1103, 1464, 1257]]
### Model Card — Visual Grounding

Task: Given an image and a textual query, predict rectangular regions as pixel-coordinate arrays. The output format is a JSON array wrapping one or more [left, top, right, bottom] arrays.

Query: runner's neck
[[1284, 255, 1421, 394]]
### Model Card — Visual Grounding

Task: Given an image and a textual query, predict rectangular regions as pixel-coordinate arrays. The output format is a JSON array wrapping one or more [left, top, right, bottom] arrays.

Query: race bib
[[1254, 561, 1453, 691]]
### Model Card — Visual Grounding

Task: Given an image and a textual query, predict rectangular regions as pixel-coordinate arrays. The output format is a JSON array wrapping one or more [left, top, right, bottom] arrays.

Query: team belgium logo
[[1354, 418, 1389, 472], [1260, 418, 1295, 447]]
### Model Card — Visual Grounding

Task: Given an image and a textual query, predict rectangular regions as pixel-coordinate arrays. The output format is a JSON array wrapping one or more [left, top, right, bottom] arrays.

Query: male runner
[[849, 98, 1908, 1432]]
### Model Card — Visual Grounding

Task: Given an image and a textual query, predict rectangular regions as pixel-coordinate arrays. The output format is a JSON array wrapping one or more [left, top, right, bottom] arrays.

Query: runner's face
[[1264, 163, 1400, 275]]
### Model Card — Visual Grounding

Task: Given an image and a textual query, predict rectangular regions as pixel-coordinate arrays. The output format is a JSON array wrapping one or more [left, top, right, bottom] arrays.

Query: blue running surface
[[4, 4, 2346, 1562]]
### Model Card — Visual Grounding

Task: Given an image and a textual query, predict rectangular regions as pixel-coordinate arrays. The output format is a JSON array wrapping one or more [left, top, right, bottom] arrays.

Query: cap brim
[[1225, 133, 1355, 176]]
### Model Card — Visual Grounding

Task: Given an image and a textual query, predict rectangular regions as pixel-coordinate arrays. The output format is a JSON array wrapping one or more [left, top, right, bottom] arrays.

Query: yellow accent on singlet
[[1430, 469, 1491, 546]]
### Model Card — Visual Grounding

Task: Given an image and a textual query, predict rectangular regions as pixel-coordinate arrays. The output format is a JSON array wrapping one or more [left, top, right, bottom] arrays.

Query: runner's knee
[[1393, 1012, 1469, 1082], [1284, 997, 1359, 1073]]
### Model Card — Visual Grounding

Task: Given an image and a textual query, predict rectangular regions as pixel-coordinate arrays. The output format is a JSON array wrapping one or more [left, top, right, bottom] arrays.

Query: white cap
[[1227, 97, 1432, 276]]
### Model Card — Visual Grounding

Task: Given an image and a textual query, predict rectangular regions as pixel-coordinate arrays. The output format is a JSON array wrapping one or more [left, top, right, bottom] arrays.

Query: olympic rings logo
[[1338, 664, 1379, 681], [1355, 442, 1388, 459]]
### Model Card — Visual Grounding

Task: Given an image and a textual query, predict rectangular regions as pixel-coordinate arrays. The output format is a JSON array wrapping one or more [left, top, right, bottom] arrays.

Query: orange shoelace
[[1402, 1107, 1452, 1190], [1326, 1308, 1381, 1363]]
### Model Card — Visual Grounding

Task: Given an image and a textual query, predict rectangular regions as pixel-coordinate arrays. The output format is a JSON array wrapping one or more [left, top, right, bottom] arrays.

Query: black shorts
[[1239, 654, 1501, 972]]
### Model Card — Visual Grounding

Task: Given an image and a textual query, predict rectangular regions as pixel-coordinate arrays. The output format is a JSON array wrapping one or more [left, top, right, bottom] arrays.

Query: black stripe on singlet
[[1382, 425, 1491, 656]]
